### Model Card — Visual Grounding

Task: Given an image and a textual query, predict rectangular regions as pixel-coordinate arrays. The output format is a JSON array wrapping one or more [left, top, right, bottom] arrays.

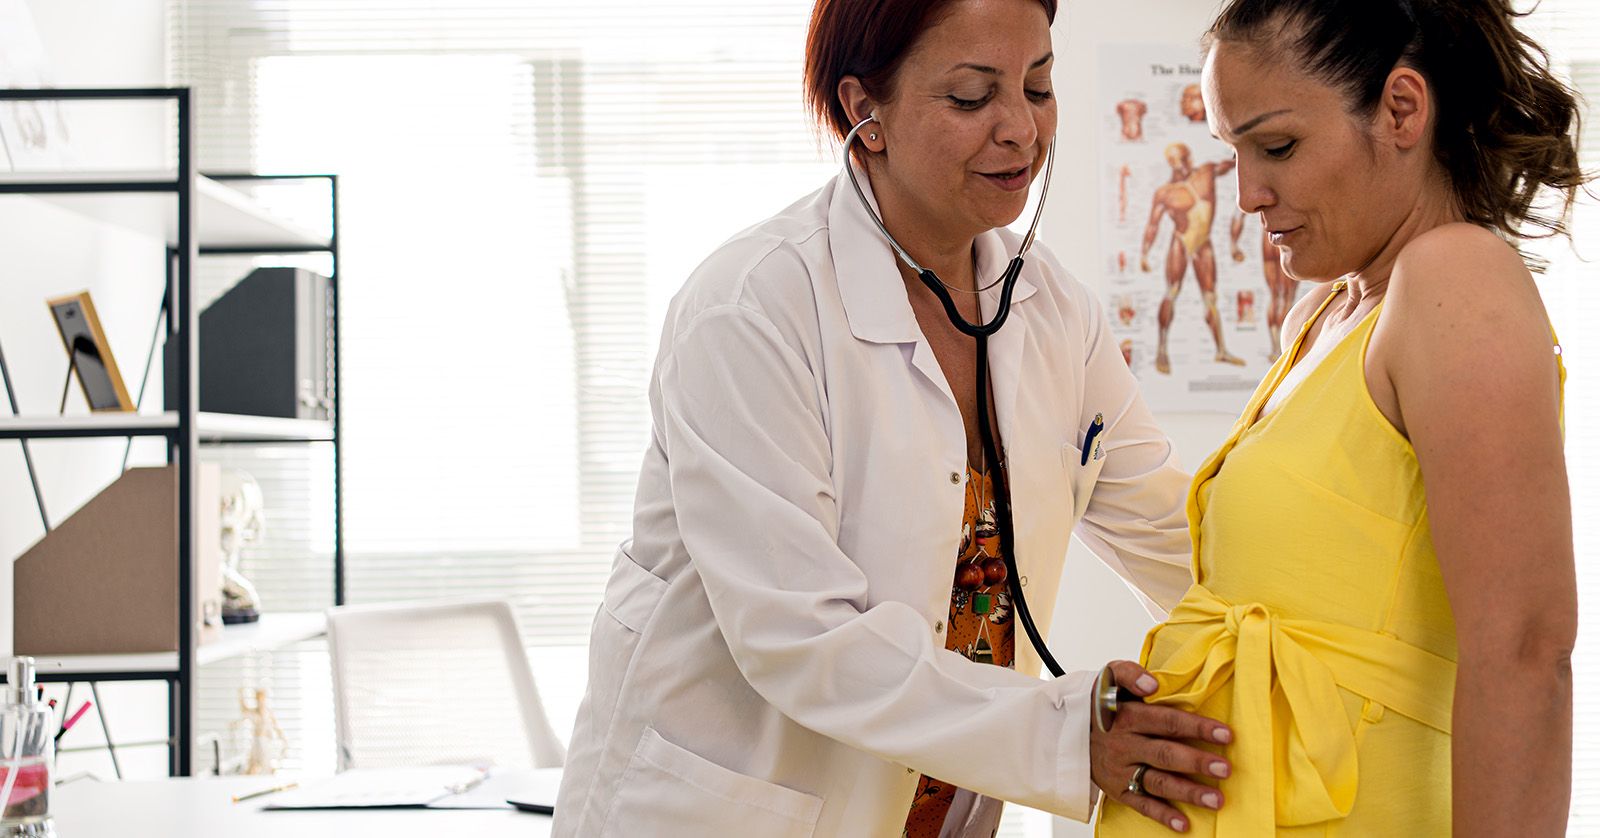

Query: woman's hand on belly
[[1091, 660, 1234, 833]]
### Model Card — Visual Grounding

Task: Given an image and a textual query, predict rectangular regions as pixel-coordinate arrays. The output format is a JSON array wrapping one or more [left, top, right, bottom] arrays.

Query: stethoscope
[[843, 113, 1131, 731]]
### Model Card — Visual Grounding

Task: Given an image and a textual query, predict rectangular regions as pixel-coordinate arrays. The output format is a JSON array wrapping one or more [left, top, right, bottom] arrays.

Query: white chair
[[325, 598, 567, 771]]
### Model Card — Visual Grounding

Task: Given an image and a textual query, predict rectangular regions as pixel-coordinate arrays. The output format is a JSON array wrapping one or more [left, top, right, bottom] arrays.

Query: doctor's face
[[869, 0, 1056, 249]]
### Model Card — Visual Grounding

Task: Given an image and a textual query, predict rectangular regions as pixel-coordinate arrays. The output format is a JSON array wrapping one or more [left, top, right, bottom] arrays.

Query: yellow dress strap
[[1140, 585, 1455, 834], [1553, 324, 1567, 436], [1241, 281, 1348, 428]]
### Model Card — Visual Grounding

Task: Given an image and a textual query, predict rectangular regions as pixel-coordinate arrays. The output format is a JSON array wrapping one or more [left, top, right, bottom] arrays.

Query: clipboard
[[256, 765, 561, 813]]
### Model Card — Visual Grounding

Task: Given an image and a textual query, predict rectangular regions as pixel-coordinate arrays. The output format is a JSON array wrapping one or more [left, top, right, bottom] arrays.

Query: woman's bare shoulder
[[1391, 223, 1533, 301], [1381, 222, 1554, 402], [1386, 223, 1545, 338]]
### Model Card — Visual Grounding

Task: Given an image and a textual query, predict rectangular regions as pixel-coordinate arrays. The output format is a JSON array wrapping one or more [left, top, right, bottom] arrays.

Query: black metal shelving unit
[[0, 88, 342, 777]]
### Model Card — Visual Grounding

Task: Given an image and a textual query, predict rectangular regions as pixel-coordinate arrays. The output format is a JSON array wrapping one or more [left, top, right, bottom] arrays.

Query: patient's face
[[1202, 41, 1409, 283]]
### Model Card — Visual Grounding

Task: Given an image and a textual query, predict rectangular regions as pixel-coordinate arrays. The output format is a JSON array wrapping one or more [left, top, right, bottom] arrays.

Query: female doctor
[[554, 0, 1234, 835]]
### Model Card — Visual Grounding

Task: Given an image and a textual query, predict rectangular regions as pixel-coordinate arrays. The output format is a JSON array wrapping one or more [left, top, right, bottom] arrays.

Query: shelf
[[0, 94, 342, 776], [197, 412, 334, 442], [0, 412, 176, 440], [0, 412, 333, 442], [197, 611, 327, 666], [0, 170, 330, 251], [25, 611, 328, 680]]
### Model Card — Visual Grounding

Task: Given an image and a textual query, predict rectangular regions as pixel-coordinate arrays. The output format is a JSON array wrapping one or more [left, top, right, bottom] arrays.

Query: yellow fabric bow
[[1141, 585, 1454, 835]]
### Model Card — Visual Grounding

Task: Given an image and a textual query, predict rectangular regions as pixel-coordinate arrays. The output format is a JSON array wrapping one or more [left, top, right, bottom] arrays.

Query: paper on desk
[[263, 766, 486, 809]]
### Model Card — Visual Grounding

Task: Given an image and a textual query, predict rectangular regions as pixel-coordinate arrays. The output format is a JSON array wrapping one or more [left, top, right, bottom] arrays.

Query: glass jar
[[0, 705, 55, 838]]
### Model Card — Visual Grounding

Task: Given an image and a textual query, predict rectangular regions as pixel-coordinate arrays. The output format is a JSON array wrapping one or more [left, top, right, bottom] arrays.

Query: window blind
[[169, 0, 832, 636], [166, 0, 993, 820]]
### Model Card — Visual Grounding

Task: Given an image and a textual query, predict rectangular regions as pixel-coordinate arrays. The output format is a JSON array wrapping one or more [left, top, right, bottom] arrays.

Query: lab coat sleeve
[[1070, 282, 1194, 617], [654, 300, 1100, 821]]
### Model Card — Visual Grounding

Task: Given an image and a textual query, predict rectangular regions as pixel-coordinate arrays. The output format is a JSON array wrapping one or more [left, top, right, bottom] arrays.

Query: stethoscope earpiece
[[840, 114, 1055, 338]]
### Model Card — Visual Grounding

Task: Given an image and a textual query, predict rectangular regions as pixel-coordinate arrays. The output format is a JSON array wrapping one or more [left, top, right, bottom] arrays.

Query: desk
[[53, 775, 553, 837]]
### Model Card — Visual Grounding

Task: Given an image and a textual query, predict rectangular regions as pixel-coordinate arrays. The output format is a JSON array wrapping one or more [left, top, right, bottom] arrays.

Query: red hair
[[804, 0, 1058, 145]]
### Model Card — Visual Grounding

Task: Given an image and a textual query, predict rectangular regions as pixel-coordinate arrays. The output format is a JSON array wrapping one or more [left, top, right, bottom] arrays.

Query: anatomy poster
[[1098, 44, 1301, 413]]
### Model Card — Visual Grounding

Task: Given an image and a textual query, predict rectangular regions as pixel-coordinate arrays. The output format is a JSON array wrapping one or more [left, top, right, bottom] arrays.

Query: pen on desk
[[233, 782, 298, 803], [55, 701, 91, 743], [448, 771, 488, 794]]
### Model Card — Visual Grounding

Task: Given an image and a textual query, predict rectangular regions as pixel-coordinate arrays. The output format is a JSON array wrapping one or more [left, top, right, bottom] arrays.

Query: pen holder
[[0, 706, 54, 838]]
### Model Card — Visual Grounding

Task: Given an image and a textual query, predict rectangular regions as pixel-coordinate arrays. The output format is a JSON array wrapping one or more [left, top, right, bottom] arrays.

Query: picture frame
[[46, 290, 133, 412]]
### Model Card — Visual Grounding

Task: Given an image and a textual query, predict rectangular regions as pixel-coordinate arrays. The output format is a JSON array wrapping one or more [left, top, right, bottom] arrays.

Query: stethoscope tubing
[[842, 113, 1067, 679]]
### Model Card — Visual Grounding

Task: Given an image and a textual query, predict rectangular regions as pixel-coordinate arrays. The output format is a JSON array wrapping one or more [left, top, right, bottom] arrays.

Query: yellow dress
[[1097, 285, 1562, 837]]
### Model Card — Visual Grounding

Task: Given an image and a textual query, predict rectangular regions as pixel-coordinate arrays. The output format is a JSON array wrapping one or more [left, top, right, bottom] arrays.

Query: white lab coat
[[553, 167, 1192, 838]]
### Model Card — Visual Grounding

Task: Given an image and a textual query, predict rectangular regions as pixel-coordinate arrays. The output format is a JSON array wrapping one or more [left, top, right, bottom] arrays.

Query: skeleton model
[[219, 469, 266, 623], [231, 687, 287, 775]]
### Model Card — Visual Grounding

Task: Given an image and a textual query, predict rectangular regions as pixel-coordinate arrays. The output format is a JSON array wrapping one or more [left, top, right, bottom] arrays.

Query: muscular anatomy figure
[[1227, 212, 1296, 361], [1179, 83, 1205, 123], [1115, 98, 1147, 141], [1118, 164, 1132, 223], [1141, 142, 1246, 373], [1228, 211, 1246, 263], [1260, 228, 1293, 360]]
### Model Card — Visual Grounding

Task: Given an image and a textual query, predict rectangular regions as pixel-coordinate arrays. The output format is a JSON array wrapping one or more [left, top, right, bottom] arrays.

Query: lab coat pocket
[[601, 727, 823, 838], [1061, 443, 1108, 524], [602, 542, 668, 634]]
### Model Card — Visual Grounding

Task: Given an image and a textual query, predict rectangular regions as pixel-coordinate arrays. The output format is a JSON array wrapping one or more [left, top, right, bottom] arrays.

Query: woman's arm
[[1044, 260, 1237, 831], [1061, 265, 1192, 614], [1383, 224, 1576, 838]]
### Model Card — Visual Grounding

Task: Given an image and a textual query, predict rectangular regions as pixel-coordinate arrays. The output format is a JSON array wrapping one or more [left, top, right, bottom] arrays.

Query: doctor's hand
[[1089, 660, 1232, 834]]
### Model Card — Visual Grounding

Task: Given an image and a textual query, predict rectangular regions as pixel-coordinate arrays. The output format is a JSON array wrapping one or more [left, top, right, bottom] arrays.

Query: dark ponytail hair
[[1205, 0, 1586, 249]]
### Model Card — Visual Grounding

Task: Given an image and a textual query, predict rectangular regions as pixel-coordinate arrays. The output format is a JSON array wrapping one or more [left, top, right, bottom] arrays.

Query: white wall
[[1039, 2, 1234, 836], [0, 0, 173, 780]]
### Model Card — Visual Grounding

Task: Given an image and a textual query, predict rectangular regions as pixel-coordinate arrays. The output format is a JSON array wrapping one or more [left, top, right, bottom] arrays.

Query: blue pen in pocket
[[1081, 413, 1105, 466]]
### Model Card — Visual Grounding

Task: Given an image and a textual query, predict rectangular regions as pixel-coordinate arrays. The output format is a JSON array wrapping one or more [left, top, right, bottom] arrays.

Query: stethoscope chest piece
[[1093, 664, 1120, 733], [1092, 664, 1146, 733]]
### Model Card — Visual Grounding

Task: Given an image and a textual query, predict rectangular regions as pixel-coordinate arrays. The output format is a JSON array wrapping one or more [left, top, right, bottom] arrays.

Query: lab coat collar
[[827, 163, 1038, 347]]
